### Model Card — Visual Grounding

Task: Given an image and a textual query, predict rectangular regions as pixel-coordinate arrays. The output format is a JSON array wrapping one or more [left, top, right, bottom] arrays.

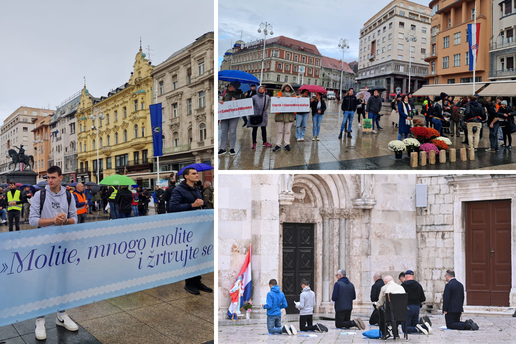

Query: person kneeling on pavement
[[263, 279, 297, 335], [332, 269, 366, 330], [296, 278, 328, 333]]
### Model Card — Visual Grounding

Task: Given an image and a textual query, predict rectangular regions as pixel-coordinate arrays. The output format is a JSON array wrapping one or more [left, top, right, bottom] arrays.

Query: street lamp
[[405, 29, 417, 94], [338, 38, 349, 100], [90, 109, 105, 183], [258, 22, 273, 84], [33, 138, 43, 180]]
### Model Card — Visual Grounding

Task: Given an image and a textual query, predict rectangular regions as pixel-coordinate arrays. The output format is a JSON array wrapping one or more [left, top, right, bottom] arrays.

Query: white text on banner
[[218, 98, 254, 120], [270, 97, 310, 113]]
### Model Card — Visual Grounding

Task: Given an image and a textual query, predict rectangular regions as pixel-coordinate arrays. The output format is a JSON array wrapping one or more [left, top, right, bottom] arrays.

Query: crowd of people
[[261, 268, 479, 338]]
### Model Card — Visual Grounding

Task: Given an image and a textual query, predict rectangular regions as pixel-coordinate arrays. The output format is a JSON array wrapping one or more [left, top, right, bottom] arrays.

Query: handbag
[[509, 116, 516, 134]]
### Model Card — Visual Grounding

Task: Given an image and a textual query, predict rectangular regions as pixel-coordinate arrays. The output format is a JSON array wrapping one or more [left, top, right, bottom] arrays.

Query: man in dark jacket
[[0, 193, 7, 225], [443, 270, 479, 330], [464, 95, 483, 150], [21, 185, 33, 224], [402, 270, 432, 334], [202, 181, 214, 209], [331, 269, 365, 330], [169, 168, 212, 295], [114, 186, 133, 218], [369, 272, 385, 325], [408, 93, 416, 110], [430, 93, 448, 135], [163, 183, 175, 213], [339, 88, 358, 139], [366, 90, 383, 133], [486, 97, 499, 151]]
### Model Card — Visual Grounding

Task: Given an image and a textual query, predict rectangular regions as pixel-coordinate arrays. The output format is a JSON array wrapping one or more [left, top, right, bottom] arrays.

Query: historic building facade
[[75, 48, 154, 184], [488, 0, 516, 81], [0, 107, 50, 176], [320, 56, 356, 95], [218, 174, 516, 321], [357, 0, 432, 96], [32, 115, 52, 181], [152, 32, 214, 182]]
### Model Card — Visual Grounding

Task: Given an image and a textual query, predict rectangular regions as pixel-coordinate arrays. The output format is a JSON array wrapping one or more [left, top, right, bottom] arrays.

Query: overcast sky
[[0, 0, 213, 122], [219, 0, 430, 67]]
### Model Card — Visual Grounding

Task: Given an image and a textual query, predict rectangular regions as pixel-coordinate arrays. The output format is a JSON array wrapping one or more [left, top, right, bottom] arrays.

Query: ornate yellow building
[[76, 48, 154, 183]]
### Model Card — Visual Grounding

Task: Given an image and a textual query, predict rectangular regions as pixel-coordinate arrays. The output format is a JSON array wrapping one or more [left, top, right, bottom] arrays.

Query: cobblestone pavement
[[219, 313, 516, 343], [218, 101, 511, 170]]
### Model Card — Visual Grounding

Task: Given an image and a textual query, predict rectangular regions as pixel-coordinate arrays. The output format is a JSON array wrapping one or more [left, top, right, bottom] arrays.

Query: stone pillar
[[414, 79, 418, 92], [339, 218, 347, 270], [419, 151, 427, 166], [449, 148, 456, 162], [322, 215, 331, 302], [402, 78, 407, 95], [450, 7, 455, 27]]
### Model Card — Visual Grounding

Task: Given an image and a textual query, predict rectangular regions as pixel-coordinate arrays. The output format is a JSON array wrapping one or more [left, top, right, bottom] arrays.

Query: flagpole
[[473, 0, 476, 95]]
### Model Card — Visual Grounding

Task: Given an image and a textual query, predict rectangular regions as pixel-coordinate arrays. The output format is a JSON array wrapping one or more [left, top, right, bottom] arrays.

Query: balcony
[[163, 144, 191, 154], [100, 146, 112, 156], [490, 40, 516, 51], [490, 69, 516, 78], [368, 53, 375, 61], [114, 159, 153, 173], [77, 167, 89, 173], [130, 137, 151, 150], [424, 52, 437, 61]]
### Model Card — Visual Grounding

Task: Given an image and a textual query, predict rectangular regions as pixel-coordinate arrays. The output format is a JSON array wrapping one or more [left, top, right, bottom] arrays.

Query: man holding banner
[[29, 165, 78, 341], [170, 167, 213, 295]]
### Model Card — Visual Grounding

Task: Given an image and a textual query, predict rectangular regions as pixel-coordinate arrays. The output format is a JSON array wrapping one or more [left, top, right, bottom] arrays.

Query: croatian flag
[[227, 245, 252, 319], [468, 23, 480, 71]]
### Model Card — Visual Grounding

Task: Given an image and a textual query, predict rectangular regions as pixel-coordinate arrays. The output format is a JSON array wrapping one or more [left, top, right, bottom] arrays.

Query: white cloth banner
[[270, 97, 310, 113], [218, 98, 254, 120]]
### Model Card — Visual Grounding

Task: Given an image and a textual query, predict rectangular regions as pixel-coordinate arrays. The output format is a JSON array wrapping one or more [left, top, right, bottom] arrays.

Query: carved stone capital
[[352, 198, 377, 209]]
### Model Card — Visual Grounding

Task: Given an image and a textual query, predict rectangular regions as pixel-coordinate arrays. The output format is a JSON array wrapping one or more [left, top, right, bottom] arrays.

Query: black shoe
[[229, 149, 236, 156], [378, 127, 384, 130], [315, 323, 323, 332], [347, 133, 352, 138], [319, 323, 328, 332], [184, 285, 200, 295], [421, 315, 432, 327], [272, 145, 281, 152], [196, 283, 213, 293], [218, 149, 226, 155], [466, 319, 479, 331], [513, 310, 516, 317], [338, 132, 342, 139], [451, 134, 454, 137], [284, 145, 291, 151]]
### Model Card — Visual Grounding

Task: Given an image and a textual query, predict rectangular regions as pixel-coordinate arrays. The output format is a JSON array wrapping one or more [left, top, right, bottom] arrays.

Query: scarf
[[402, 101, 412, 126]]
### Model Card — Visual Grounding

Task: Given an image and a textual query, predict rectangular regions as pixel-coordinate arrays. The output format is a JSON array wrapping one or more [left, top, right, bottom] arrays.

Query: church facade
[[218, 174, 516, 320]]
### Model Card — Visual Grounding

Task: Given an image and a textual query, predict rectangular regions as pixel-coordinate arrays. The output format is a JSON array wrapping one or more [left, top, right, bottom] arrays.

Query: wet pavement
[[218, 101, 511, 170], [219, 313, 516, 343], [0, 210, 214, 344]]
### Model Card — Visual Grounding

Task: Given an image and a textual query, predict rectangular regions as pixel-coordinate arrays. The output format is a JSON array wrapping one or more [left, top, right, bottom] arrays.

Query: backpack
[[39, 188, 72, 216], [468, 103, 484, 122]]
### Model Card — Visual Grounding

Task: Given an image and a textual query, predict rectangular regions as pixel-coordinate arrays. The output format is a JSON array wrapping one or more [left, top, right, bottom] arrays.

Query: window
[[276, 74, 281, 82], [421, 37, 426, 44], [134, 125, 138, 138], [410, 46, 415, 52], [377, 49, 380, 55], [422, 27, 427, 34], [389, 33, 392, 40], [448, 18, 451, 28], [411, 24, 416, 31], [199, 124, 207, 141], [400, 10, 405, 16], [92, 139, 96, 150], [388, 44, 392, 50], [389, 22, 393, 29], [398, 33, 404, 39], [398, 54, 404, 60], [284, 76, 288, 82], [294, 54, 298, 61], [309, 58, 313, 64], [79, 124, 82, 133], [286, 52, 291, 60], [134, 151, 139, 165], [308, 68, 312, 74], [172, 103, 178, 118], [294, 65, 297, 72], [198, 91, 206, 108], [277, 62, 282, 69], [271, 50, 279, 57], [115, 154, 129, 167], [133, 100, 138, 112], [454, 32, 461, 45], [382, 37, 386, 43], [187, 99, 192, 114], [302, 56, 306, 63], [465, 52, 469, 66], [99, 137, 103, 148], [159, 81, 164, 95], [443, 56, 449, 69], [115, 132, 118, 145], [443, 36, 450, 48], [431, 61, 435, 73], [198, 61, 205, 75], [79, 142, 82, 153], [106, 157, 112, 169], [107, 135, 110, 146], [453, 53, 461, 67], [398, 43, 404, 50], [186, 70, 191, 85], [508, 29, 514, 43], [106, 114, 109, 125], [383, 26, 386, 32], [142, 126, 145, 137], [115, 110, 118, 122], [471, 8, 475, 20], [285, 64, 290, 71], [123, 130, 127, 143], [399, 22, 405, 28], [382, 47, 385, 53], [173, 132, 179, 147], [421, 48, 426, 54], [23, 127, 28, 132]]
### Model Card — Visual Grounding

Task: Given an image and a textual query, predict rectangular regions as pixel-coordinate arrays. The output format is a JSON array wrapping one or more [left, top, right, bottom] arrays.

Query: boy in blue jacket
[[263, 279, 297, 335]]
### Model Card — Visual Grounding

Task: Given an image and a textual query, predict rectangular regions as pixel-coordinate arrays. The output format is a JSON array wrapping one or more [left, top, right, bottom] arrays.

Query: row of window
[[500, 0, 516, 17], [233, 50, 321, 67], [361, 21, 428, 44], [80, 150, 148, 171], [157, 61, 205, 96]]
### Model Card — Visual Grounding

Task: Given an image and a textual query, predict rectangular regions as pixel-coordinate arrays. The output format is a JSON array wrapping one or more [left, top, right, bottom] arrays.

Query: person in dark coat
[[114, 186, 133, 218], [366, 90, 383, 133], [464, 95, 484, 150], [0, 193, 7, 225], [485, 97, 499, 151], [248, 85, 272, 149], [398, 94, 413, 140], [402, 270, 432, 334], [310, 92, 326, 141], [498, 100, 512, 149], [356, 97, 366, 127], [443, 270, 479, 330], [241, 84, 257, 127], [430, 93, 448, 135], [339, 88, 358, 139], [408, 92, 416, 110], [331, 269, 365, 330], [369, 272, 385, 325], [163, 183, 175, 213], [169, 167, 212, 296]]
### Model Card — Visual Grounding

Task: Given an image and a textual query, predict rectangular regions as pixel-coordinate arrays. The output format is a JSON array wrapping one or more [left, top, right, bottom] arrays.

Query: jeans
[[312, 114, 323, 136], [431, 118, 442, 133], [118, 212, 131, 218], [499, 126, 503, 140], [219, 118, 240, 150], [8, 210, 20, 231], [368, 112, 378, 130], [132, 205, 139, 217], [405, 304, 420, 333], [450, 120, 461, 136], [252, 127, 267, 143], [78, 213, 87, 223], [466, 122, 482, 149], [0, 208, 5, 221], [356, 110, 366, 123], [341, 111, 355, 132], [23, 203, 30, 222], [445, 312, 467, 330], [109, 201, 118, 219], [299, 314, 318, 331], [267, 315, 284, 334], [296, 113, 309, 139], [398, 133, 409, 140], [489, 122, 500, 149], [241, 116, 248, 125]]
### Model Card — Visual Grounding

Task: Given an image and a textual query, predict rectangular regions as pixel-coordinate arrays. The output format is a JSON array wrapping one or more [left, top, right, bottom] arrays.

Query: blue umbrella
[[0, 183, 8, 188], [178, 163, 214, 175], [239, 84, 251, 93], [37, 181, 48, 187], [69, 182, 78, 187], [218, 70, 259, 85]]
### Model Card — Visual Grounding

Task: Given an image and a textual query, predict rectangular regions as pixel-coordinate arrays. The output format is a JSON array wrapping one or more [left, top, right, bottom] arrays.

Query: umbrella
[[99, 174, 137, 186], [178, 163, 214, 175], [20, 184, 31, 189], [0, 183, 7, 188], [37, 181, 48, 187], [85, 181, 98, 186], [356, 91, 370, 102], [298, 85, 327, 94], [218, 70, 259, 85], [69, 182, 78, 187], [15, 183, 22, 187], [368, 86, 387, 93], [390, 93, 397, 97]]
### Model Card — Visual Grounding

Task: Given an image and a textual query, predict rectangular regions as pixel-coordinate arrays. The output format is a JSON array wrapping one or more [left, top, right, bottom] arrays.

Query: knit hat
[[501, 100, 508, 106], [440, 92, 448, 99]]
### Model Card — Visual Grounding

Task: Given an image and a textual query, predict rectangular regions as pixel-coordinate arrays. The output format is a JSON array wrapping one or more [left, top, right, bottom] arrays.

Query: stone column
[[414, 79, 418, 92], [322, 214, 331, 302], [339, 218, 347, 271], [402, 77, 407, 95], [391, 76, 395, 95]]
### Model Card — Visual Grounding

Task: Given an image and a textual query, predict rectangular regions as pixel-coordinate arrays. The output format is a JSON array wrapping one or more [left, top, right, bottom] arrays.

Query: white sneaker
[[56, 312, 79, 331], [372, 130, 377, 134], [358, 123, 362, 127], [416, 324, 429, 336], [35, 318, 46, 340], [312, 137, 316, 141], [1, 220, 5, 223], [290, 324, 297, 335], [316, 136, 320, 141], [284, 325, 292, 335], [424, 322, 433, 335]]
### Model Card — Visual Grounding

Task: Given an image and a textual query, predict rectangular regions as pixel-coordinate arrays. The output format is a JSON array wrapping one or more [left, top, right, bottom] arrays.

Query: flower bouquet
[[403, 138, 421, 156], [388, 140, 406, 159], [431, 139, 449, 151], [433, 136, 452, 146], [241, 301, 252, 319], [410, 127, 440, 143], [420, 143, 440, 158]]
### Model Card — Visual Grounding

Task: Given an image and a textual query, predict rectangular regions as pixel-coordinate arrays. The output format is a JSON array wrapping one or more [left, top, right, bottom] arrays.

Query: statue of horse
[[8, 149, 34, 171]]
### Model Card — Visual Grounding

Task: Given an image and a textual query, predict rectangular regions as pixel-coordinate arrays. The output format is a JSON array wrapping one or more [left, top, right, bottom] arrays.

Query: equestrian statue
[[8, 145, 34, 171]]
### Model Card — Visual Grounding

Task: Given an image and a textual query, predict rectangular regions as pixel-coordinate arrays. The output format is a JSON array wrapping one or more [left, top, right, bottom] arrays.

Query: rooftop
[[321, 56, 355, 74]]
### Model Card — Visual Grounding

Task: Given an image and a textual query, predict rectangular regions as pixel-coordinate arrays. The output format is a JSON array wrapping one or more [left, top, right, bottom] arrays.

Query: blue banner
[[149, 103, 163, 157], [0, 210, 214, 327]]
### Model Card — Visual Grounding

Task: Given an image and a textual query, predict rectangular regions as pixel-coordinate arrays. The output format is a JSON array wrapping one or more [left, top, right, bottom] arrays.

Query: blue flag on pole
[[149, 103, 163, 157]]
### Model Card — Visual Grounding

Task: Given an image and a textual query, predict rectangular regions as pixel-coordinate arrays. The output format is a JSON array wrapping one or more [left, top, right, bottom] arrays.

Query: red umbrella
[[299, 85, 327, 94], [390, 93, 397, 97], [15, 183, 22, 187]]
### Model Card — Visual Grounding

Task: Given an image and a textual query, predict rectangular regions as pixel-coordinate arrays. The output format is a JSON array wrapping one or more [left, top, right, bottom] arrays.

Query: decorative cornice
[[319, 208, 363, 219]]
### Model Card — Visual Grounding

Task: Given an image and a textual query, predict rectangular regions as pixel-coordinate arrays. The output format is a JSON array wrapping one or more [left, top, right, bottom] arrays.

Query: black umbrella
[[368, 87, 387, 93], [85, 181, 98, 186]]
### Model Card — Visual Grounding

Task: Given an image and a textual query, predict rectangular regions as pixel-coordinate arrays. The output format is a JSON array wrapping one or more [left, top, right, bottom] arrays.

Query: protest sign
[[218, 98, 254, 120], [270, 97, 310, 113], [362, 118, 373, 132], [0, 210, 214, 326]]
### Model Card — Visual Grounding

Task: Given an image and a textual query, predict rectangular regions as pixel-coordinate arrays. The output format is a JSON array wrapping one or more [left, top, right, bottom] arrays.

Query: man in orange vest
[[73, 182, 88, 223]]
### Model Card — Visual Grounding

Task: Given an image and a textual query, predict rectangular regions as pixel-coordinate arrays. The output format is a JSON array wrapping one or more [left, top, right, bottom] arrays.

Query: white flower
[[388, 140, 406, 152], [403, 138, 420, 147], [434, 136, 452, 145]]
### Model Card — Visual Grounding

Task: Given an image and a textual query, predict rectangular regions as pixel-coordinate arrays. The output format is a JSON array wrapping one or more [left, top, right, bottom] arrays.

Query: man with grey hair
[[331, 269, 365, 330], [443, 269, 479, 330], [377, 275, 407, 339], [369, 272, 385, 325]]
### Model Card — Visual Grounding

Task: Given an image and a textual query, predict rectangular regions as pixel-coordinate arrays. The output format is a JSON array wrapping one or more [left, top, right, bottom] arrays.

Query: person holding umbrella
[[219, 81, 244, 156], [273, 83, 297, 151], [310, 93, 326, 141]]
